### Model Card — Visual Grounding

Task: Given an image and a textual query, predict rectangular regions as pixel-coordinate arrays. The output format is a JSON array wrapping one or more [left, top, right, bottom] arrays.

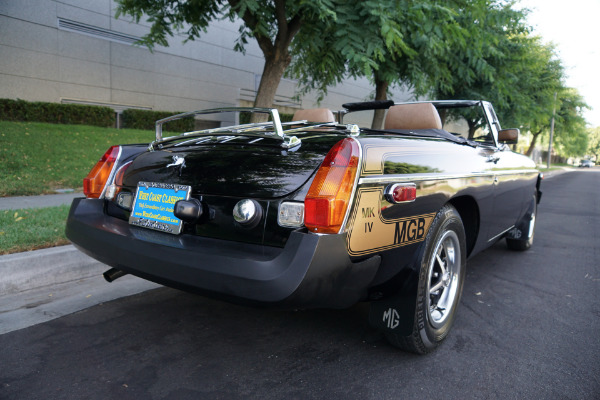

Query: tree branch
[[227, 0, 274, 56], [273, 1, 302, 51], [285, 15, 303, 48], [274, 0, 288, 39]]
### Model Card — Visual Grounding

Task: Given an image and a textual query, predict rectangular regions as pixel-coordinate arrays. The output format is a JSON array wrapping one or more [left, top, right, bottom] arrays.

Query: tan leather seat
[[292, 108, 335, 123], [384, 103, 442, 130]]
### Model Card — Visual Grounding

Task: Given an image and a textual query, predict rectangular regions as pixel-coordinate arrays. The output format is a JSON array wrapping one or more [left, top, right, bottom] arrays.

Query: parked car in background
[[580, 159, 594, 168], [66, 100, 541, 354]]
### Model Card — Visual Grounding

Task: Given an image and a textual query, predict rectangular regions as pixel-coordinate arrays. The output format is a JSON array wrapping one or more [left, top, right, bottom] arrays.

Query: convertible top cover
[[381, 128, 471, 145]]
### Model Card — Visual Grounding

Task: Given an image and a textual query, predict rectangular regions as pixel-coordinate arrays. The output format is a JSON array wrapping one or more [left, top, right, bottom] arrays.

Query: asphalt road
[[1, 169, 599, 400]]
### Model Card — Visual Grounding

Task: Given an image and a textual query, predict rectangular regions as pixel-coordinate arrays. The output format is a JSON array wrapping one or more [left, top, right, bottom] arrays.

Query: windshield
[[434, 103, 495, 145]]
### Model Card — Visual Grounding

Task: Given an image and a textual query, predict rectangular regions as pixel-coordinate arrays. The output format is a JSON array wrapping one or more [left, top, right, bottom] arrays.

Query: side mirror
[[498, 128, 519, 144]]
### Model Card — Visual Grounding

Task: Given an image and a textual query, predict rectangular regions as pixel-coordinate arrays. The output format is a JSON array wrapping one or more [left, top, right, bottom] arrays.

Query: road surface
[[1, 169, 598, 399]]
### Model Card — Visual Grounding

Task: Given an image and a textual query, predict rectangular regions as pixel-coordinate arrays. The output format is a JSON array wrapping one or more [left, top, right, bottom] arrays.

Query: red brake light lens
[[304, 138, 360, 234], [83, 146, 120, 198]]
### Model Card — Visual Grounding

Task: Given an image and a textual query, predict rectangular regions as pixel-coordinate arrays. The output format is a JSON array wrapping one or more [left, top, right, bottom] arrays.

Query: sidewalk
[[0, 192, 82, 210]]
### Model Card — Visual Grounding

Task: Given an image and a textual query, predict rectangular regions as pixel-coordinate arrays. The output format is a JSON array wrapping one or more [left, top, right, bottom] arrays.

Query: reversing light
[[83, 146, 120, 198], [278, 202, 305, 227], [304, 138, 360, 234], [105, 184, 118, 200]]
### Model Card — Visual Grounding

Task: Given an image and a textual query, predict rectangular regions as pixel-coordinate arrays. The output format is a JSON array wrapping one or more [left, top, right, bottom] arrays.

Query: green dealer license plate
[[129, 182, 191, 235]]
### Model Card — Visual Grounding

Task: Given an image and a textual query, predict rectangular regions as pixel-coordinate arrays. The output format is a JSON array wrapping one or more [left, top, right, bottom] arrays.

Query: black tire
[[506, 195, 537, 251], [385, 204, 466, 354]]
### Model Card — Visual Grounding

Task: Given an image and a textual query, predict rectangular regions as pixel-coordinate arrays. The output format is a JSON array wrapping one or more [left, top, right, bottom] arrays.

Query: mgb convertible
[[66, 100, 541, 353]]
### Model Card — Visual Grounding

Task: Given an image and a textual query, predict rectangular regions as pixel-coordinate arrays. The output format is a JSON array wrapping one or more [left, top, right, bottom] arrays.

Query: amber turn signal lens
[[304, 138, 360, 234], [83, 146, 120, 198]]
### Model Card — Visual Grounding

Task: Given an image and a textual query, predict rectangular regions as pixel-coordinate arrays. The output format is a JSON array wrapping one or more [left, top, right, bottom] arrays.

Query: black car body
[[66, 100, 541, 353]]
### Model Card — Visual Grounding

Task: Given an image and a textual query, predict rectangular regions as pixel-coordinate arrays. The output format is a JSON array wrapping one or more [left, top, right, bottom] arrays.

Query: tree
[[115, 0, 405, 122], [551, 88, 589, 157], [423, 3, 589, 159], [116, 0, 310, 120], [429, 1, 537, 123], [497, 37, 566, 156], [289, 0, 534, 130], [368, 2, 466, 129], [289, 1, 469, 129], [586, 127, 600, 161]]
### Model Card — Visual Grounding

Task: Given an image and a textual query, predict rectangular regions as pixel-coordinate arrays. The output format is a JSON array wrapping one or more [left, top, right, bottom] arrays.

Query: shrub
[[0, 98, 114, 127], [121, 109, 195, 132]]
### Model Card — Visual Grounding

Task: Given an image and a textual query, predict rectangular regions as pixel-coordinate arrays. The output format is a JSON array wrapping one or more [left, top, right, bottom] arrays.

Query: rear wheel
[[385, 204, 466, 354]]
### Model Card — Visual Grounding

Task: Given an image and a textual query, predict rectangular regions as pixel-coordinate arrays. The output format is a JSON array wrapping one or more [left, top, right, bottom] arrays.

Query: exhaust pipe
[[103, 268, 128, 282]]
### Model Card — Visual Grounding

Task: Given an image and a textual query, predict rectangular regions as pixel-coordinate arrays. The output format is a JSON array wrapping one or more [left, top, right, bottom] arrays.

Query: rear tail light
[[83, 146, 121, 198], [305, 138, 360, 233]]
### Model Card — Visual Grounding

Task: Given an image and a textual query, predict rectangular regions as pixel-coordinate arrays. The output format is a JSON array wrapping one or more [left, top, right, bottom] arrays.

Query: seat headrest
[[292, 108, 335, 123], [384, 103, 442, 130]]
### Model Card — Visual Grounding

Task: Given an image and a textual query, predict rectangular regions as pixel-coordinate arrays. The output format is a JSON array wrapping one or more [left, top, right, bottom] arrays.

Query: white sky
[[517, 0, 600, 127]]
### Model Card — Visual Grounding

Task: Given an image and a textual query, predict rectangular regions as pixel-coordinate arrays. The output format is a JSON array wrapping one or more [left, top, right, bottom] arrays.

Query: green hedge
[[121, 109, 195, 132], [0, 98, 115, 127], [0, 98, 295, 132]]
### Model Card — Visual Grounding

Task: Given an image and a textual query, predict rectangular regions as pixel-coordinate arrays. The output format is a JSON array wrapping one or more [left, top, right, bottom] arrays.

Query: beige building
[[0, 0, 410, 126]]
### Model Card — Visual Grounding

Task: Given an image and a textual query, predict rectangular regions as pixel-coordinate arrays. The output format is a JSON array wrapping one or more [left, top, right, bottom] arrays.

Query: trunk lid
[[122, 139, 336, 198]]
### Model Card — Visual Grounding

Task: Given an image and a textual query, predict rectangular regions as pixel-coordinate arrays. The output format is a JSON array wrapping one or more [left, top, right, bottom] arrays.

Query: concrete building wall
[[0, 0, 411, 124]]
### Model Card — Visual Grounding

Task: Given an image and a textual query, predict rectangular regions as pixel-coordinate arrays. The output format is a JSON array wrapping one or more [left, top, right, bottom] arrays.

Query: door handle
[[487, 155, 500, 163]]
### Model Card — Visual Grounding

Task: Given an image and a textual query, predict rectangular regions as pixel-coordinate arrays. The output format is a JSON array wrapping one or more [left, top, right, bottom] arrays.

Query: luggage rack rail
[[152, 107, 305, 150]]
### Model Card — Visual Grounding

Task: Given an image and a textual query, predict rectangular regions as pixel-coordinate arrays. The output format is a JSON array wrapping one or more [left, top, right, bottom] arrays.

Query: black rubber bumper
[[66, 198, 381, 308]]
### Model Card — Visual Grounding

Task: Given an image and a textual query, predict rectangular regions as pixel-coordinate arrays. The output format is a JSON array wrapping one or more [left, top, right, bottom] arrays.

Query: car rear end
[[66, 110, 381, 308]]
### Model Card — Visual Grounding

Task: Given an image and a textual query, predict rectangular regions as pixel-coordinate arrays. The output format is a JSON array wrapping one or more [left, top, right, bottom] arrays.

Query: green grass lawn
[[0, 121, 155, 254], [0, 121, 154, 196], [0, 205, 71, 254]]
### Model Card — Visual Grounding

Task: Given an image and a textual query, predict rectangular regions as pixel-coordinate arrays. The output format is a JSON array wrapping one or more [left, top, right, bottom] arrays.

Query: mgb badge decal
[[383, 308, 400, 329], [347, 187, 435, 256]]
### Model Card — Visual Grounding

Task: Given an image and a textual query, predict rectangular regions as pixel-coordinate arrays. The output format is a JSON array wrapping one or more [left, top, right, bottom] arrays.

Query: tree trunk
[[525, 129, 542, 157], [251, 51, 291, 123], [467, 119, 477, 140], [371, 78, 389, 129], [229, 0, 302, 123]]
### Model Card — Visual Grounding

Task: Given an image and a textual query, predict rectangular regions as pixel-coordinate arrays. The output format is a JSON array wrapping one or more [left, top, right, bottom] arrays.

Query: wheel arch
[[448, 195, 479, 257]]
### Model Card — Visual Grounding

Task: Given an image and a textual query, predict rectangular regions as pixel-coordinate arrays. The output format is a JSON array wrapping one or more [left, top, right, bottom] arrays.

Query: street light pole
[[547, 92, 557, 169]]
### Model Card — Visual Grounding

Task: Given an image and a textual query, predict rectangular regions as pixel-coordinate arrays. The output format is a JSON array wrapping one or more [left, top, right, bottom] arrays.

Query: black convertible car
[[66, 100, 541, 353]]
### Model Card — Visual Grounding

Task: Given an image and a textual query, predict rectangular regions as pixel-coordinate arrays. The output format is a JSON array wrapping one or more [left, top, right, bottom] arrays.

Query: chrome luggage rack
[[150, 107, 340, 151]]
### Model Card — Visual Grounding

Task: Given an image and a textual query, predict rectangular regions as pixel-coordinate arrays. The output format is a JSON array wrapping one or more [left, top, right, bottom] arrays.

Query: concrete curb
[[540, 167, 577, 179], [0, 245, 105, 295], [0, 244, 161, 335]]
